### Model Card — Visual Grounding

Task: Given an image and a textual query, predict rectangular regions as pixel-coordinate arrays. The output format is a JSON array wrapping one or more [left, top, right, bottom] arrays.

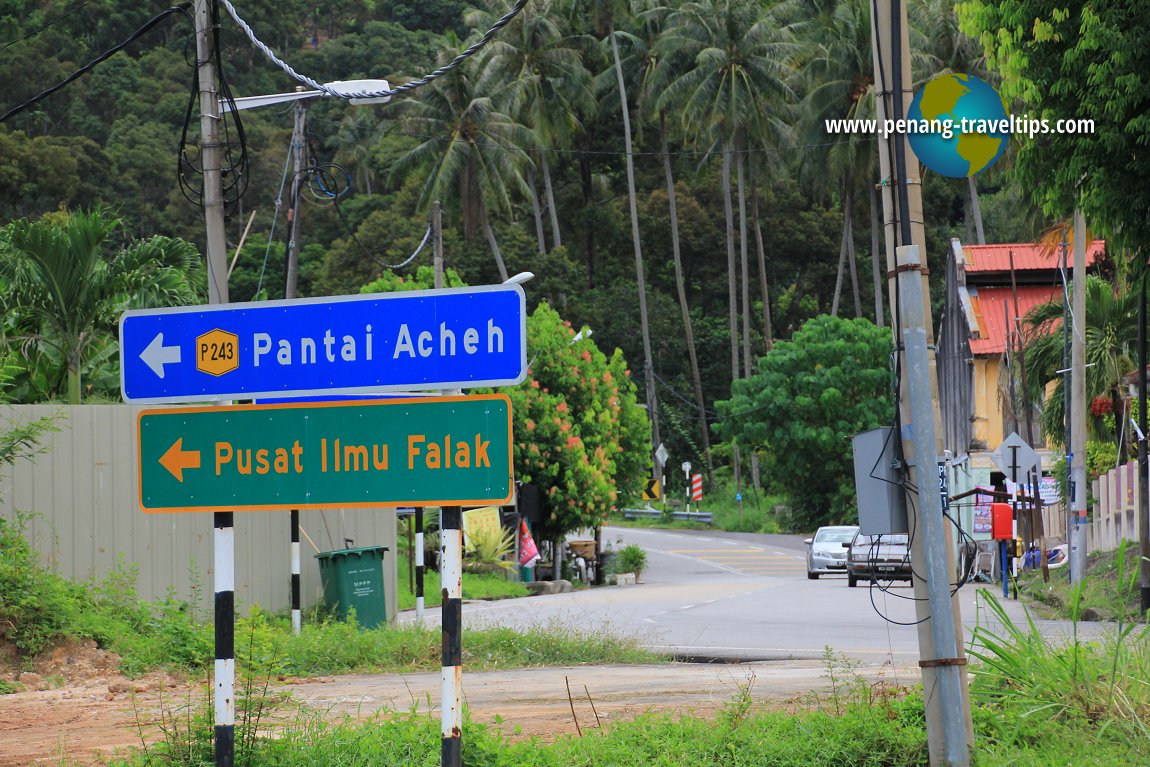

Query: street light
[[219, 78, 392, 113], [219, 79, 390, 299], [504, 271, 535, 286]]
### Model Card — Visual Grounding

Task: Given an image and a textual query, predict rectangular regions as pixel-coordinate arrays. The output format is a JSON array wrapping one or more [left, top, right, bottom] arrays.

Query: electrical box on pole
[[852, 427, 909, 535]]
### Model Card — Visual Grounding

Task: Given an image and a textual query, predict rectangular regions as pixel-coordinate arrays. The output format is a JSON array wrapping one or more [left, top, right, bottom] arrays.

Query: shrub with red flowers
[[499, 303, 649, 545]]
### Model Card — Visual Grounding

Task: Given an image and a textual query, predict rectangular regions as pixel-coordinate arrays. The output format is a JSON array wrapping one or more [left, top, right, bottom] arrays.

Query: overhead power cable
[[0, 4, 193, 124], [219, 0, 529, 100]]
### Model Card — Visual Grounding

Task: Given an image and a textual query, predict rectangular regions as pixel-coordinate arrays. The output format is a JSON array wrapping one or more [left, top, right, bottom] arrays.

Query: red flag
[[518, 519, 540, 566]]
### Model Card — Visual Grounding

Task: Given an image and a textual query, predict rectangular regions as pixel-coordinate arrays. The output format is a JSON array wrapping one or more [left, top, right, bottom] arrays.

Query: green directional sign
[[137, 395, 513, 513]]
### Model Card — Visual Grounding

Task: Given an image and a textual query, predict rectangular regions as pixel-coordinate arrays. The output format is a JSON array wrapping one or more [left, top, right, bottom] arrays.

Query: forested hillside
[[0, 0, 1036, 511]]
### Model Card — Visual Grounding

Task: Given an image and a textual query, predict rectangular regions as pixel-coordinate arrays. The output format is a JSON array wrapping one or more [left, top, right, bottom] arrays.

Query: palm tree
[[329, 108, 381, 195], [653, 0, 798, 384], [636, 2, 714, 478], [388, 44, 534, 282], [565, 0, 662, 466], [797, 0, 879, 322], [472, 1, 594, 253], [0, 210, 203, 403], [1021, 273, 1140, 450]]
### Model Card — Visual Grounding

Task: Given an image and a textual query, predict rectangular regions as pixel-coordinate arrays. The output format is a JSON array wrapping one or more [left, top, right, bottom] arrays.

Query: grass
[[0, 514, 654, 682], [1016, 541, 1149, 624], [103, 619, 1150, 767], [969, 587, 1150, 755], [394, 551, 528, 611], [108, 667, 934, 767]]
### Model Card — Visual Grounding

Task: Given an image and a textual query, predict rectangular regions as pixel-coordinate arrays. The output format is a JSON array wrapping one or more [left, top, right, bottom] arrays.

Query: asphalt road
[[403, 526, 1104, 667]]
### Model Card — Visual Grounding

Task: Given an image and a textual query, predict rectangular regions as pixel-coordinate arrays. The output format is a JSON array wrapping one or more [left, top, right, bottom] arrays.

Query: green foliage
[[107, 682, 933, 767], [0, 512, 210, 667], [1018, 542, 1147, 624], [499, 303, 648, 544], [0, 210, 204, 402], [359, 264, 467, 293], [464, 524, 516, 572], [0, 412, 58, 464], [609, 543, 648, 581], [715, 315, 893, 529], [958, 1, 1150, 251], [1085, 440, 1117, 482], [969, 583, 1150, 743]]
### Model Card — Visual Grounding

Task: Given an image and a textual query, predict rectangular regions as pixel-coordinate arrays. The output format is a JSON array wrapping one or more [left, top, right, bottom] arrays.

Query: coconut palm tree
[[636, 1, 714, 478], [653, 0, 798, 384], [388, 44, 534, 282], [0, 210, 203, 403], [563, 0, 662, 466], [471, 1, 594, 254], [1021, 273, 1140, 449], [797, 0, 880, 322]]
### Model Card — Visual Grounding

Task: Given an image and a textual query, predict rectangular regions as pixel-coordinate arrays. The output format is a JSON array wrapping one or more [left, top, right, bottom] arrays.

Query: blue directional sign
[[120, 285, 526, 403]]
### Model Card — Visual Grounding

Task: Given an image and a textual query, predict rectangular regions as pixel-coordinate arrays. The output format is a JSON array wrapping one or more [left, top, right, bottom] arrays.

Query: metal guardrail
[[622, 506, 713, 524]]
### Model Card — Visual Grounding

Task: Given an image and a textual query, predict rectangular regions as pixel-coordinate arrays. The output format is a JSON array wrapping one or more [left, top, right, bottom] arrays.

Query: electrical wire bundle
[[177, 0, 248, 211]]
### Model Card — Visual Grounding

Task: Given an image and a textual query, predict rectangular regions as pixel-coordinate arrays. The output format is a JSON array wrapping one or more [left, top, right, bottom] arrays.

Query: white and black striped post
[[440, 506, 463, 767], [213, 511, 235, 767], [290, 509, 301, 635], [415, 507, 425, 620]]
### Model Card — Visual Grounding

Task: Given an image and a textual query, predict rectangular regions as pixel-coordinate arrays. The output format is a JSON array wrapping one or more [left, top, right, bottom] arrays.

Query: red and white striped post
[[691, 473, 703, 509]]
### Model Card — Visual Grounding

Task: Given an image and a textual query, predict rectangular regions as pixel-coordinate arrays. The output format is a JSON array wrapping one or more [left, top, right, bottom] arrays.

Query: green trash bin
[[315, 546, 389, 629]]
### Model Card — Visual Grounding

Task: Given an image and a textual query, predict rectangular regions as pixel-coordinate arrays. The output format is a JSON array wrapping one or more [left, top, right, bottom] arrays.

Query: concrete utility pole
[[284, 96, 308, 300], [871, 1, 973, 764], [196, 0, 229, 306], [1070, 209, 1087, 584], [1138, 265, 1150, 615]]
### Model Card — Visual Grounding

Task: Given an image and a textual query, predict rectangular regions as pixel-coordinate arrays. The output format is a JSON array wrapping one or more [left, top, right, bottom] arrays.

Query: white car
[[804, 525, 859, 579]]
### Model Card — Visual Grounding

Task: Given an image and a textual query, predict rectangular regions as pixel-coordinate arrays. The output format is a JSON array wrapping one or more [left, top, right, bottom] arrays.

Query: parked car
[[845, 531, 912, 587], [804, 525, 859, 579]]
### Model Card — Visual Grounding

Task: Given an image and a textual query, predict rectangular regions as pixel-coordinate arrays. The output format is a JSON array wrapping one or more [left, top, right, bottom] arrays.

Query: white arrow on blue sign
[[119, 285, 527, 403]]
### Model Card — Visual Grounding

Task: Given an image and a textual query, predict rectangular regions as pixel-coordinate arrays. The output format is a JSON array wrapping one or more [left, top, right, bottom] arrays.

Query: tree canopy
[[715, 314, 893, 528], [959, 0, 1150, 251]]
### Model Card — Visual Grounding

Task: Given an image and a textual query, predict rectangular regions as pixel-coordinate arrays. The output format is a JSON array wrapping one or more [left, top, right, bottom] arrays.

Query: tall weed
[[969, 573, 1150, 744]]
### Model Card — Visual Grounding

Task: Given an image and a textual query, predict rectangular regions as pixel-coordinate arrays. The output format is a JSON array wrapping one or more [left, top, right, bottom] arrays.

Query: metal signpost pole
[[290, 509, 301, 635], [440, 506, 463, 767], [415, 508, 425, 621]]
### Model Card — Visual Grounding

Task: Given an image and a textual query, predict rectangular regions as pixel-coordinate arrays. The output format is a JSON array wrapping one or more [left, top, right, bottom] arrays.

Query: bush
[[611, 544, 648, 581]]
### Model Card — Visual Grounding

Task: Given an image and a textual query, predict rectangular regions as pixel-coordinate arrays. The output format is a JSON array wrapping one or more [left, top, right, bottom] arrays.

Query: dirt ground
[[0, 640, 919, 766]]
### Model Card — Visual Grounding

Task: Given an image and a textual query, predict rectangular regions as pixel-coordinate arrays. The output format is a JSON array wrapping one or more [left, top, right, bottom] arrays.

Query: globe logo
[[906, 74, 1010, 178]]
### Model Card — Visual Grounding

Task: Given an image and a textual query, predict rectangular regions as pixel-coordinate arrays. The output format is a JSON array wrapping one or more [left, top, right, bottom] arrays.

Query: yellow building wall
[[972, 357, 1004, 449], [971, 356, 1057, 452]]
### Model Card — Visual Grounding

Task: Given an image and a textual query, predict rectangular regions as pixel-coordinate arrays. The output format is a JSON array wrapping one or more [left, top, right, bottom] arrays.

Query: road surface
[[403, 525, 1103, 665]]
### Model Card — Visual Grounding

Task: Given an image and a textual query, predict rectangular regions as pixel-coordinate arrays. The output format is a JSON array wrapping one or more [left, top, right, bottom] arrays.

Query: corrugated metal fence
[[0, 405, 398, 622]]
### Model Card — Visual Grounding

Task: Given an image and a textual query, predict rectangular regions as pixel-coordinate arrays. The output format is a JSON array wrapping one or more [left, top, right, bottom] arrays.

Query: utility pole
[[285, 96, 308, 300], [197, 0, 228, 305], [1070, 209, 1087, 584], [195, 2, 232, 766], [1139, 262, 1149, 615], [871, 1, 973, 764]]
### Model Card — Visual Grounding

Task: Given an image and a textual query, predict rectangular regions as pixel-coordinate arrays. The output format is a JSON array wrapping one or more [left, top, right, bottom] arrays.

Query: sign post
[[137, 395, 514, 512], [120, 285, 527, 403]]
